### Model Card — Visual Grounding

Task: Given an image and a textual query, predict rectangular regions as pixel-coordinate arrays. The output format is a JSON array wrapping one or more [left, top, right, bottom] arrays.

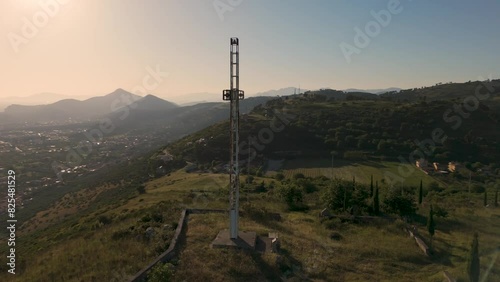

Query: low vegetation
[[1, 164, 498, 281]]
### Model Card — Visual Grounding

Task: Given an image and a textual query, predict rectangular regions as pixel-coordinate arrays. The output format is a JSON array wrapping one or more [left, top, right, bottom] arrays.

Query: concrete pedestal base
[[211, 230, 257, 250]]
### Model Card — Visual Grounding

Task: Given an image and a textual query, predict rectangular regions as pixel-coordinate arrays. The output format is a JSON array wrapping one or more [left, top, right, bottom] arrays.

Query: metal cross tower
[[223, 37, 244, 239]]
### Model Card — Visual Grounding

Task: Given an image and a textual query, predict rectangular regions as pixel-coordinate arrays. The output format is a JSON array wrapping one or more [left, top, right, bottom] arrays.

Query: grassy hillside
[[2, 166, 498, 281], [0, 170, 227, 281], [380, 79, 500, 102], [279, 159, 438, 187]]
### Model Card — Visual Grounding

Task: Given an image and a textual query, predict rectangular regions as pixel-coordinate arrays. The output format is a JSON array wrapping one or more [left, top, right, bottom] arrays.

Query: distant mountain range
[[2, 89, 150, 122], [4, 81, 496, 125], [107, 95, 274, 135], [166, 87, 402, 103], [0, 92, 90, 112], [343, 87, 402, 94], [167, 87, 305, 105], [0, 86, 399, 113], [253, 87, 308, 97], [305, 89, 380, 100], [0, 89, 274, 135], [167, 92, 220, 105]]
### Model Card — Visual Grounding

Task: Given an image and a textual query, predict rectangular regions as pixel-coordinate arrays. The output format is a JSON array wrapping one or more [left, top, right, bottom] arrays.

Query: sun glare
[[14, 0, 41, 10]]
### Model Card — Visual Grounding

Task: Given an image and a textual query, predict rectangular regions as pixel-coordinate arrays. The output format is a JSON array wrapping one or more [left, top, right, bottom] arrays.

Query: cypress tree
[[418, 179, 423, 205], [427, 205, 435, 251], [343, 183, 347, 212], [467, 232, 480, 282], [370, 175, 374, 197], [484, 190, 488, 207], [373, 181, 380, 215], [495, 189, 498, 207]]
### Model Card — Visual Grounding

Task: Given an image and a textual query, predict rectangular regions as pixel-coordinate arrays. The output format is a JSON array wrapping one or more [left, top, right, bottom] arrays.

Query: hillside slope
[[161, 83, 500, 173]]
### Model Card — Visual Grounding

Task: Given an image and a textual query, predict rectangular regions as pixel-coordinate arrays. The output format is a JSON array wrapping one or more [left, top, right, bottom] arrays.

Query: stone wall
[[129, 208, 227, 282], [404, 226, 430, 256], [188, 208, 226, 215], [129, 209, 188, 282]]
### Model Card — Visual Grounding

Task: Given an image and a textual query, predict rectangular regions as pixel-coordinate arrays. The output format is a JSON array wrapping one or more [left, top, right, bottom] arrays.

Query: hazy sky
[[1, 0, 499, 99]]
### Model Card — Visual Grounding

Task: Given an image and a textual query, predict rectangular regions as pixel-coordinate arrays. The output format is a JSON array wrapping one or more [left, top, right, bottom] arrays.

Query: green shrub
[[434, 205, 448, 218], [321, 179, 368, 213], [151, 212, 164, 223], [137, 185, 146, 194], [276, 184, 305, 211], [383, 187, 417, 217], [148, 263, 174, 282], [275, 173, 285, 181], [471, 184, 485, 193], [323, 218, 342, 230], [296, 178, 316, 193], [172, 222, 179, 230], [293, 173, 305, 180], [428, 181, 444, 192], [141, 214, 152, 222], [111, 229, 132, 240], [330, 232, 342, 241], [255, 181, 267, 193], [97, 215, 112, 225], [246, 175, 254, 184], [242, 202, 270, 222]]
